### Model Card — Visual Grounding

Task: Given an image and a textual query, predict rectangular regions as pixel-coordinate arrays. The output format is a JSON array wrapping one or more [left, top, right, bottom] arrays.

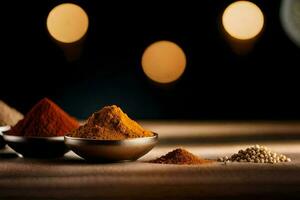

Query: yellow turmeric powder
[[70, 105, 153, 140]]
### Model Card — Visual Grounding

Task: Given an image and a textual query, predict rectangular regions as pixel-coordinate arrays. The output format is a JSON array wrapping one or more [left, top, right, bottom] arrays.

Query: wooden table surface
[[1, 121, 300, 200]]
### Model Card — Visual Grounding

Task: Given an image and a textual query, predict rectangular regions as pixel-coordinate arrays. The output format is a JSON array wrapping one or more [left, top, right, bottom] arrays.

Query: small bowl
[[0, 126, 11, 149], [2, 132, 69, 158], [64, 133, 158, 162]]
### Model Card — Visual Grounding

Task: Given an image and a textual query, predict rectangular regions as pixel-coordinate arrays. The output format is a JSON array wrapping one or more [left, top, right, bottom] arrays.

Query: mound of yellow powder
[[70, 105, 153, 140]]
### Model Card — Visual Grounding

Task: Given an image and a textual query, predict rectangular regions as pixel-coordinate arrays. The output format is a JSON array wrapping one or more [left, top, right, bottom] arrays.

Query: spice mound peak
[[8, 98, 79, 137], [70, 105, 153, 140], [151, 148, 213, 165]]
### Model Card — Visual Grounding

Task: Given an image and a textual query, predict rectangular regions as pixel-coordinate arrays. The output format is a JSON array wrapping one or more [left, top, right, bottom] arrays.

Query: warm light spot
[[222, 1, 264, 40], [141, 41, 186, 84], [47, 3, 89, 43]]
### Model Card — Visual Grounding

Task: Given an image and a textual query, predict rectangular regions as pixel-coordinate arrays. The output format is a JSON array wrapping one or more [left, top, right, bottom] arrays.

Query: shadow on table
[[0, 152, 18, 159], [17, 155, 136, 165]]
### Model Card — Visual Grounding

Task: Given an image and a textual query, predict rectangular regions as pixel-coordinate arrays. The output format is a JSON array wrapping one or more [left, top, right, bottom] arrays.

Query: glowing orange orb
[[141, 41, 186, 84], [47, 3, 89, 43]]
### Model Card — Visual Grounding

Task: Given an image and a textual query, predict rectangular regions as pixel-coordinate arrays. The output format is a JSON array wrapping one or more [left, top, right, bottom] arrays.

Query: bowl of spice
[[0, 100, 24, 149], [65, 105, 158, 162], [3, 98, 79, 158]]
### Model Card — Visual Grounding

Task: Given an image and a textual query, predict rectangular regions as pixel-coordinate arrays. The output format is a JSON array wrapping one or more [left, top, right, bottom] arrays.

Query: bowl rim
[[0, 125, 11, 133], [64, 132, 158, 142], [2, 132, 65, 141]]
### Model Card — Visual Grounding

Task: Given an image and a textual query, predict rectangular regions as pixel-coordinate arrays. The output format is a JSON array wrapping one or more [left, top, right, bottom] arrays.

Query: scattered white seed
[[259, 154, 264, 158], [217, 144, 291, 164]]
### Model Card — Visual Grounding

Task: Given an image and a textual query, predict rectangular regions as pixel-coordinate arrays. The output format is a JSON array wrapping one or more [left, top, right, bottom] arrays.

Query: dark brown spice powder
[[151, 148, 213, 165]]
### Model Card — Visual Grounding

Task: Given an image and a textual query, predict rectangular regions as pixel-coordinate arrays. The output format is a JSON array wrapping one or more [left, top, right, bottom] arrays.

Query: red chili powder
[[9, 98, 79, 137], [151, 148, 213, 165]]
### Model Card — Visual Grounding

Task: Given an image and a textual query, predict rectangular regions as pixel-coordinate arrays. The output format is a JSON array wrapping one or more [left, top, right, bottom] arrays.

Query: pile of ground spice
[[218, 144, 292, 164], [8, 98, 79, 137], [70, 105, 153, 140], [151, 148, 213, 165], [0, 100, 23, 126]]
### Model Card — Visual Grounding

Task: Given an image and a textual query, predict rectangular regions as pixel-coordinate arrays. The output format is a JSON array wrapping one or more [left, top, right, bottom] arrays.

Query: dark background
[[1, 0, 299, 120]]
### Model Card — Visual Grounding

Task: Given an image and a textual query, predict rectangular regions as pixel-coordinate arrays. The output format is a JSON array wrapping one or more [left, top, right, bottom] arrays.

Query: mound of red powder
[[9, 98, 79, 137]]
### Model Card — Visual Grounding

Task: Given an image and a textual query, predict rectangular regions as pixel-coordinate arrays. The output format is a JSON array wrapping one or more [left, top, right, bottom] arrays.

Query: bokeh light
[[47, 3, 89, 43], [141, 41, 186, 84], [222, 1, 264, 40], [280, 0, 300, 47]]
